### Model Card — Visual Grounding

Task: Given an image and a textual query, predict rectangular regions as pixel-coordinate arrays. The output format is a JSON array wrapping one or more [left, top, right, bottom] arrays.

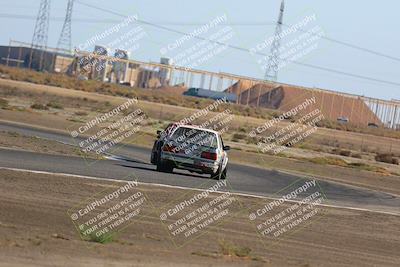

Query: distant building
[[113, 49, 129, 84], [159, 57, 172, 86], [92, 45, 108, 82], [137, 68, 160, 88], [0, 45, 73, 73]]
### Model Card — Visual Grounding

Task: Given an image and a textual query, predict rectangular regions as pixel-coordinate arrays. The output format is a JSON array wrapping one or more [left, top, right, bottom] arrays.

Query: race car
[[150, 124, 230, 180], [150, 122, 180, 165]]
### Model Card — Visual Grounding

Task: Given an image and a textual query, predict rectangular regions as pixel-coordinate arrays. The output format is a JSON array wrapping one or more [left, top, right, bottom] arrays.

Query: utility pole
[[57, 0, 74, 53], [29, 0, 51, 70], [264, 0, 285, 82], [55, 0, 74, 73]]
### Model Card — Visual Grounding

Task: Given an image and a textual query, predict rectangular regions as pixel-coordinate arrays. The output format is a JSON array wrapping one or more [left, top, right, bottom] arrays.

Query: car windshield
[[170, 127, 218, 148]]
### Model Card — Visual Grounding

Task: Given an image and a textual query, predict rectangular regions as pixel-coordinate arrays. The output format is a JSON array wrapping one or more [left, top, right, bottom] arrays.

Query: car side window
[[219, 135, 224, 148]]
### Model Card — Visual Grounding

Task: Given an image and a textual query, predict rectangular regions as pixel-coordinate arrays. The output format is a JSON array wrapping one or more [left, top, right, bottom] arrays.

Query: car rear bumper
[[161, 153, 219, 174]]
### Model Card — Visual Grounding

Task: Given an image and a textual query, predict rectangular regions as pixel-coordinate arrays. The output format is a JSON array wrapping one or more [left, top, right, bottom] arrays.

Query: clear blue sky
[[0, 0, 399, 100]]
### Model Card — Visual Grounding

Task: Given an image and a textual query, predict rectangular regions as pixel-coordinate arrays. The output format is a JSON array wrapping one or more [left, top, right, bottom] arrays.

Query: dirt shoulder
[[229, 150, 400, 196], [0, 130, 101, 159], [0, 169, 399, 267]]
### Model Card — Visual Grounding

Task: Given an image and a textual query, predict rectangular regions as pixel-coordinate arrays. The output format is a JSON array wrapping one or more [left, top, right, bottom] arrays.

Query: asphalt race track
[[0, 121, 399, 215]]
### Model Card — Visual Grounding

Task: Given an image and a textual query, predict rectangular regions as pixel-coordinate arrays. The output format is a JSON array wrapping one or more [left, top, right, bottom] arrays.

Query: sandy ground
[[0, 130, 100, 159], [0, 169, 399, 267]]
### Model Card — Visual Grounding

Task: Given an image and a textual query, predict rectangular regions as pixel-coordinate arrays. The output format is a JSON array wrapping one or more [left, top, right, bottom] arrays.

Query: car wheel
[[165, 164, 174, 173], [150, 151, 156, 164], [221, 167, 227, 180], [150, 141, 158, 164], [212, 166, 227, 180], [156, 160, 165, 172], [156, 161, 173, 173]]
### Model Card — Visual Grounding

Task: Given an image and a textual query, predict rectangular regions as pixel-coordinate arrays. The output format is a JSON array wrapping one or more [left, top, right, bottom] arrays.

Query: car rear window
[[170, 127, 218, 148]]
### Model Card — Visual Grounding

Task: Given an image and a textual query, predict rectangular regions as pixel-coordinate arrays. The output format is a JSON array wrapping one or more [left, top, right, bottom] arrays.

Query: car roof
[[175, 124, 219, 135]]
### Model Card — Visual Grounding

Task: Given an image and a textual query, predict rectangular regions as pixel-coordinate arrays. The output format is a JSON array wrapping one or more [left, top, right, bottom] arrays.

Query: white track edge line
[[1, 166, 399, 217]]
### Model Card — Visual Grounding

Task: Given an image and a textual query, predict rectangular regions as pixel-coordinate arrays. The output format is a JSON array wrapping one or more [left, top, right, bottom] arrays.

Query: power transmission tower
[[57, 0, 74, 53], [29, 0, 51, 70], [264, 0, 285, 82]]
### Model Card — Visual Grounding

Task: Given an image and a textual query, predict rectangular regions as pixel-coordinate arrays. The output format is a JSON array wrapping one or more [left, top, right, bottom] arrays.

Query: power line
[[2, 9, 400, 63], [74, 1, 400, 65], [281, 23, 400, 63], [0, 13, 276, 25], [73, 1, 400, 87], [3, 10, 400, 63]]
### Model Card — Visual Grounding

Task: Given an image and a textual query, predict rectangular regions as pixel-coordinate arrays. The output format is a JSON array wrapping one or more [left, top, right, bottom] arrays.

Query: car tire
[[150, 151, 156, 164], [165, 164, 174, 173], [221, 167, 227, 180], [156, 161, 165, 172], [150, 141, 158, 164], [156, 160, 174, 173], [212, 166, 227, 180]]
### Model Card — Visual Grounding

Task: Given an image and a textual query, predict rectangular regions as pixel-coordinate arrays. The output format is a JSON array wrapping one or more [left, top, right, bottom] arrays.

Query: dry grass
[[0, 65, 277, 120], [46, 101, 64, 109], [375, 153, 400, 165], [191, 239, 266, 262], [218, 239, 252, 258], [317, 119, 400, 140], [308, 157, 392, 175], [30, 103, 48, 110], [309, 157, 348, 167], [0, 98, 8, 109], [79, 225, 115, 244], [2, 65, 400, 140]]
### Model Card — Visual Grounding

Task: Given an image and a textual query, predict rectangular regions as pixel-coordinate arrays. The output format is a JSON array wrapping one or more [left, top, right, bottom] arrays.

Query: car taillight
[[163, 144, 177, 152], [201, 151, 217, 160]]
